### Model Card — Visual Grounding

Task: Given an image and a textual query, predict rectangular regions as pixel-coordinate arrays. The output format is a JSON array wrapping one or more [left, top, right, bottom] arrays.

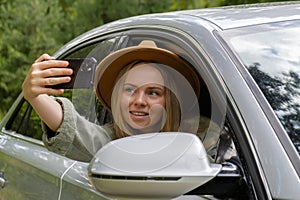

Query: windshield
[[224, 20, 300, 154]]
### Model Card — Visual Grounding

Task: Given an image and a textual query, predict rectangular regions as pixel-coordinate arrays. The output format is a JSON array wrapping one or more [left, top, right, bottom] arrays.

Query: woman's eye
[[149, 91, 158, 96], [124, 87, 135, 94], [148, 90, 162, 97]]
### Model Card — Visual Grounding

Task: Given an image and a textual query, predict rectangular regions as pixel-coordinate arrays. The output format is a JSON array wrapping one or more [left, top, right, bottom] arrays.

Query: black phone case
[[51, 57, 97, 89]]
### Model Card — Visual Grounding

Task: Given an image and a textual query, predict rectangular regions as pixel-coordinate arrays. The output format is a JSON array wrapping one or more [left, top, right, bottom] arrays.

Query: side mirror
[[87, 132, 222, 199]]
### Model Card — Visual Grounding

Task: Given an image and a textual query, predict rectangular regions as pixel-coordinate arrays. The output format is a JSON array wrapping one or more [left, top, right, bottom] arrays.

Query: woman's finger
[[41, 76, 71, 87], [34, 53, 55, 63], [35, 59, 69, 70]]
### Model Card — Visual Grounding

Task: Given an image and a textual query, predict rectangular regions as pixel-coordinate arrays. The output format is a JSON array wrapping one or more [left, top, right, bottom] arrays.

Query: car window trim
[[226, 102, 271, 200]]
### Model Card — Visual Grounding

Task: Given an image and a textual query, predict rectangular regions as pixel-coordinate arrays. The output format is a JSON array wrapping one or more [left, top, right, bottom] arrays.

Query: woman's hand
[[22, 54, 72, 101], [22, 54, 73, 132]]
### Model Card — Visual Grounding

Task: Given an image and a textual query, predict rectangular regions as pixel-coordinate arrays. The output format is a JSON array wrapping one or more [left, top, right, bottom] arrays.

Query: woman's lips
[[129, 111, 149, 121]]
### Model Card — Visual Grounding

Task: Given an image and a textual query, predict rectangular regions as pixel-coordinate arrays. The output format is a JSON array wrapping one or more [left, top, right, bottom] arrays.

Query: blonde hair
[[111, 61, 181, 138]]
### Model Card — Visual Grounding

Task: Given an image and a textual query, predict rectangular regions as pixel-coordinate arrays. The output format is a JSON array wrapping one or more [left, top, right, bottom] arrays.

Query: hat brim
[[94, 43, 200, 111]]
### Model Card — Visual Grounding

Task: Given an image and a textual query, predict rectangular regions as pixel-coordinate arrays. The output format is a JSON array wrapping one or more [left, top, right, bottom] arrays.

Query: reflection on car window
[[7, 100, 43, 140], [227, 20, 300, 154]]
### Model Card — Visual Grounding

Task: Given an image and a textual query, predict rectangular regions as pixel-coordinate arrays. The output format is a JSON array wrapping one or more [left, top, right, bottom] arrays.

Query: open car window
[[4, 30, 229, 162]]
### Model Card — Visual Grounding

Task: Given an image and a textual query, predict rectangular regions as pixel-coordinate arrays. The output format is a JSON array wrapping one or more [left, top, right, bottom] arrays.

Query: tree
[[0, 0, 73, 117]]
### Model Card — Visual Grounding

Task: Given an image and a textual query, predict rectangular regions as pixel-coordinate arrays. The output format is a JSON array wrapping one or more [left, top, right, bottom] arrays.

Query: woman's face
[[120, 63, 166, 131]]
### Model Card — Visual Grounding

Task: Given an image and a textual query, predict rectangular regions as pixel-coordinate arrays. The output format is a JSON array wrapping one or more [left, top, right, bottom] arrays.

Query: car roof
[[177, 2, 300, 30], [54, 2, 300, 57]]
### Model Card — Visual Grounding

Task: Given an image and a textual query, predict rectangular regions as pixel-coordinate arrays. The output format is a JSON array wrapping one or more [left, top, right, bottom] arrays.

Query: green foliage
[[0, 0, 73, 118], [169, 0, 224, 10]]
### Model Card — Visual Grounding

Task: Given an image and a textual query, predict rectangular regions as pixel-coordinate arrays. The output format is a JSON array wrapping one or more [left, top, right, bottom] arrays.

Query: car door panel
[[60, 162, 109, 200], [0, 132, 72, 200]]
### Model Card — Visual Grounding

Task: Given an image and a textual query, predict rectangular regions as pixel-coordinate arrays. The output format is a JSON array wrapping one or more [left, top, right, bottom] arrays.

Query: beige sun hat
[[94, 40, 200, 111]]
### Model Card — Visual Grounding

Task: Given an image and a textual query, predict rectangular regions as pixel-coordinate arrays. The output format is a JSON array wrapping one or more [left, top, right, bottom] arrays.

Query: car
[[0, 2, 299, 200]]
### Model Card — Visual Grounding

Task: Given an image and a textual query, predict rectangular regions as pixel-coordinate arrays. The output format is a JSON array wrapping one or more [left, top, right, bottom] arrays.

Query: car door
[[0, 96, 77, 200]]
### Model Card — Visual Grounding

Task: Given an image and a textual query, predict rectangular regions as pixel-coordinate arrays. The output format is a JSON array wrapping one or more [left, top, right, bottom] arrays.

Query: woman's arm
[[42, 97, 116, 162], [22, 54, 72, 131]]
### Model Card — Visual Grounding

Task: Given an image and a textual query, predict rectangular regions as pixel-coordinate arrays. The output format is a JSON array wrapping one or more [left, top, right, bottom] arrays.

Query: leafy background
[[0, 0, 296, 119]]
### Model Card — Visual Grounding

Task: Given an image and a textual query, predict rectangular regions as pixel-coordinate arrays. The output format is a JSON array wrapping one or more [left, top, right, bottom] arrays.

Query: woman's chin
[[130, 123, 163, 134]]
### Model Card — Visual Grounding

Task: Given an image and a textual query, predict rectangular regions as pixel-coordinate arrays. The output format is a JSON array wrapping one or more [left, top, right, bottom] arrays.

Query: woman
[[22, 40, 220, 162], [111, 61, 180, 137]]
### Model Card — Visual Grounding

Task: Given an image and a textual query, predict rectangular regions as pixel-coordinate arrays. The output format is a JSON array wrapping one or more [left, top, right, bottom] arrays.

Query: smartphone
[[50, 57, 97, 89]]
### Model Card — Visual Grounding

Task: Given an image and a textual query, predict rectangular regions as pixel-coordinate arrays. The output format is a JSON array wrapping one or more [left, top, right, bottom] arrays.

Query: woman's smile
[[130, 111, 149, 117], [129, 110, 150, 125]]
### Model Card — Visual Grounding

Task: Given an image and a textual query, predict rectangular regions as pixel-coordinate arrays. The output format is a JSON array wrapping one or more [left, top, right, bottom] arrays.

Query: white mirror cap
[[88, 133, 222, 198], [89, 132, 220, 176]]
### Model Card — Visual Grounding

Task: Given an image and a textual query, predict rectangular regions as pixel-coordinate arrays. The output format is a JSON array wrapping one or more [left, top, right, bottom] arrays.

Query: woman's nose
[[132, 91, 147, 106]]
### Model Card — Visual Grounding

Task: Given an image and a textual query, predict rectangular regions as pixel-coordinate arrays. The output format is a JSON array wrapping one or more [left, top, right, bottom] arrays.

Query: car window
[[224, 20, 300, 155]]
